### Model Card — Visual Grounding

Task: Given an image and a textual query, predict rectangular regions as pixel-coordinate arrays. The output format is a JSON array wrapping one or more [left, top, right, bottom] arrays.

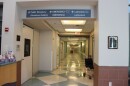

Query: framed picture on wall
[[24, 39, 31, 57], [108, 36, 118, 49]]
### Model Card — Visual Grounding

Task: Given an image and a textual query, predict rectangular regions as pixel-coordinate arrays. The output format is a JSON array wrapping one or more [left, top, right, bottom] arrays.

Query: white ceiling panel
[[46, 19, 95, 33], [23, 18, 95, 34], [23, 19, 51, 31], [17, 1, 97, 8]]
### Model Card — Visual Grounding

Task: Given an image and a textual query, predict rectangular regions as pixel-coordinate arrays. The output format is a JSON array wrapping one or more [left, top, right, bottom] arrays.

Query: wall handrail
[[80, 52, 88, 59]]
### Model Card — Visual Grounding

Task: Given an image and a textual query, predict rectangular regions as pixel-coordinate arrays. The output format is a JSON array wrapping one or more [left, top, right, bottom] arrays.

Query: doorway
[[21, 17, 95, 84]]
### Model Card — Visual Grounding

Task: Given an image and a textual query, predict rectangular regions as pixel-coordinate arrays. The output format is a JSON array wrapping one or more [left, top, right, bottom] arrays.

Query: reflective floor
[[22, 53, 93, 86]]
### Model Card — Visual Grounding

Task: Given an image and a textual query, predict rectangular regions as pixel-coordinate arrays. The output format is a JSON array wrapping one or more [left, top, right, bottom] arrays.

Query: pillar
[[2, 1, 16, 53], [94, 0, 129, 86], [2, 1, 23, 61]]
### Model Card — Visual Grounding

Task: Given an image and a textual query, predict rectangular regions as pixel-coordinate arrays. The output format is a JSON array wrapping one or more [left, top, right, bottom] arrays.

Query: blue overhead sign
[[26, 9, 91, 18]]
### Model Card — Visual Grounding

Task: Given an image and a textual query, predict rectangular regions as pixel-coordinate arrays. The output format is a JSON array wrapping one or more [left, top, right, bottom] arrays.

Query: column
[[2, 1, 16, 52], [94, 0, 129, 86]]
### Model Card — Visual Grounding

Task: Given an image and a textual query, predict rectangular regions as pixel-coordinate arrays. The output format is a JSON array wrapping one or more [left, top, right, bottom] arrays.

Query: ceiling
[[23, 18, 95, 35], [23, 18, 94, 42], [18, 1, 98, 8]]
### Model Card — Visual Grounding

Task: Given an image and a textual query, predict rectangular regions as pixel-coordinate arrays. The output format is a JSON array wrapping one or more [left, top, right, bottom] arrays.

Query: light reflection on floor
[[22, 53, 93, 86]]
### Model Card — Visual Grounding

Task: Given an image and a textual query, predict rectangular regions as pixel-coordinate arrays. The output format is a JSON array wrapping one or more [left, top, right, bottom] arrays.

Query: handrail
[[80, 52, 88, 59]]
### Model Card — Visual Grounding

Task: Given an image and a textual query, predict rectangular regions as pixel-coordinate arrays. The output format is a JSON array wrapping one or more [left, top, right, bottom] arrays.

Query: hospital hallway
[[22, 53, 93, 86]]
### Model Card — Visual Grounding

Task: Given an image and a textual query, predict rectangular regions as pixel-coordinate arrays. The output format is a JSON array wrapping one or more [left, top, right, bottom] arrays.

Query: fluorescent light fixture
[[65, 29, 82, 32], [61, 20, 86, 25]]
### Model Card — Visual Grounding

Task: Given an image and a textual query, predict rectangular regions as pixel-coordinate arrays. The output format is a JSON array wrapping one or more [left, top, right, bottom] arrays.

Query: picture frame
[[24, 39, 31, 57], [108, 36, 118, 49]]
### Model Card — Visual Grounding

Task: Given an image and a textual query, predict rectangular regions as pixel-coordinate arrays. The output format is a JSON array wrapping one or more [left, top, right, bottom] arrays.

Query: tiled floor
[[22, 53, 93, 86]]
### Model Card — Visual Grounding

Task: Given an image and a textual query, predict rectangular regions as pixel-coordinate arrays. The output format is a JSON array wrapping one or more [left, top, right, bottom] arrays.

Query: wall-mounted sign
[[26, 9, 91, 18], [108, 36, 118, 49]]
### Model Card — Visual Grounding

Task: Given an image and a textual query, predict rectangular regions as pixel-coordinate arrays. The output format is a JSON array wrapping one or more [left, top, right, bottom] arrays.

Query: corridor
[[22, 53, 93, 86]]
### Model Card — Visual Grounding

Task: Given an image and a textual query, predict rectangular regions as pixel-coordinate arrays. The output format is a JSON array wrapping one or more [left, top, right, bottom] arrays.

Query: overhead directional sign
[[26, 9, 91, 18]]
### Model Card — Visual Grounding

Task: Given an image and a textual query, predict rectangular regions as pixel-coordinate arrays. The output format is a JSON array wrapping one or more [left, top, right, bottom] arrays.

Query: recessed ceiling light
[[65, 29, 82, 32], [61, 20, 86, 25]]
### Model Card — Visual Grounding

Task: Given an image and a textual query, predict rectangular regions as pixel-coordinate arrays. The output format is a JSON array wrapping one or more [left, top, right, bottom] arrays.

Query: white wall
[[2, 0, 16, 53], [39, 30, 60, 71], [94, 0, 129, 66], [39, 30, 53, 71], [14, 4, 23, 61], [0, 0, 4, 2], [21, 25, 33, 84], [1, 1, 24, 61], [32, 29, 40, 75], [94, 5, 99, 64]]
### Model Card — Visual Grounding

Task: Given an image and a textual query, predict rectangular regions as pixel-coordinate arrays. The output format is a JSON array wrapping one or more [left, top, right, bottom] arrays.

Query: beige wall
[[60, 41, 65, 60], [89, 31, 94, 57], [85, 39, 88, 57], [39, 30, 53, 71], [32, 29, 40, 75]]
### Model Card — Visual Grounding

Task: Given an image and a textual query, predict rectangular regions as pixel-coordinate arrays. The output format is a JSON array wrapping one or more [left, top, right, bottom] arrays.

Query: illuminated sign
[[26, 9, 91, 18]]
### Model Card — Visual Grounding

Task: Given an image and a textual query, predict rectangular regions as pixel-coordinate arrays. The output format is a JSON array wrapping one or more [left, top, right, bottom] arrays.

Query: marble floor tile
[[37, 75, 67, 85], [76, 77, 93, 86], [51, 80, 88, 86], [22, 53, 93, 86], [51, 69, 66, 75], [59, 72, 82, 79], [22, 78, 46, 86], [35, 72, 53, 77]]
